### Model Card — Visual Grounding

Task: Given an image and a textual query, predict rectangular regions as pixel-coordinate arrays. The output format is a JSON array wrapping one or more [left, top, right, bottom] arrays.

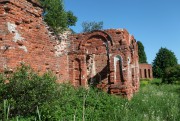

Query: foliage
[[140, 78, 151, 86], [152, 47, 178, 78], [1, 76, 180, 121], [0, 64, 57, 118], [137, 41, 147, 63], [82, 21, 103, 32], [66, 11, 77, 27], [39, 0, 77, 33], [162, 65, 180, 84]]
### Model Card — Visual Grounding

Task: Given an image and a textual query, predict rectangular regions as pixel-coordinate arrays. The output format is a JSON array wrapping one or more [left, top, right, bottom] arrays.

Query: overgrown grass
[[1, 66, 180, 121], [130, 79, 180, 121]]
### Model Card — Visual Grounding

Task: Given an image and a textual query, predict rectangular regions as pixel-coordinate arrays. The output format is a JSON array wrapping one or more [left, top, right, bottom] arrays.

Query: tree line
[[138, 41, 179, 83]]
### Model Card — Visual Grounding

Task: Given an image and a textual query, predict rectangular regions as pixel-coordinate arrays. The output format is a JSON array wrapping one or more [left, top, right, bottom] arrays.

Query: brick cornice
[[0, 0, 42, 7], [27, 0, 42, 7], [0, 0, 10, 3]]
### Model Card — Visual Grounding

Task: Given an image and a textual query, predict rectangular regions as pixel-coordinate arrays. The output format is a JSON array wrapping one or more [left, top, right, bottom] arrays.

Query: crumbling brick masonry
[[0, 0, 140, 98], [139, 63, 153, 79]]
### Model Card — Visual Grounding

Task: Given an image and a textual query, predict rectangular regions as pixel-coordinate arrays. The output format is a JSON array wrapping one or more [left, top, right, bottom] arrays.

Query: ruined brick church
[[0, 0, 141, 98]]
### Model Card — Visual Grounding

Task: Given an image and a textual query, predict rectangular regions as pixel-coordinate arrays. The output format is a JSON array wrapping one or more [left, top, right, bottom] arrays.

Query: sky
[[64, 0, 180, 64]]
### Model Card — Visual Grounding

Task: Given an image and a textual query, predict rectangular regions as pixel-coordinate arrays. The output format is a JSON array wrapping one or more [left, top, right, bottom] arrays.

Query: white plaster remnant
[[58, 30, 72, 40], [19, 45, 28, 52], [114, 56, 122, 81], [7, 22, 24, 42], [0, 46, 15, 50], [128, 57, 131, 64], [53, 30, 72, 57], [87, 54, 96, 78], [3, 64, 7, 69], [54, 40, 67, 57], [129, 35, 131, 44], [92, 55, 96, 76]]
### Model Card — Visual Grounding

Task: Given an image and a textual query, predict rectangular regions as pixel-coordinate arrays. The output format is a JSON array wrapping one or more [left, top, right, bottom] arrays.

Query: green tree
[[137, 41, 147, 63], [162, 65, 180, 84], [67, 11, 77, 27], [82, 21, 103, 32], [152, 47, 178, 78], [40, 0, 77, 33]]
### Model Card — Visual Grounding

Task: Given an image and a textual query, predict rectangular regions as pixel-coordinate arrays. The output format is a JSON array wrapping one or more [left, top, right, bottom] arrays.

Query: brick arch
[[90, 30, 114, 45], [79, 30, 114, 50], [109, 53, 126, 83], [110, 52, 126, 65]]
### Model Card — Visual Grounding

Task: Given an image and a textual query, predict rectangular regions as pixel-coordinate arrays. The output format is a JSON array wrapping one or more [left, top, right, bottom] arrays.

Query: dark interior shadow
[[88, 65, 109, 87]]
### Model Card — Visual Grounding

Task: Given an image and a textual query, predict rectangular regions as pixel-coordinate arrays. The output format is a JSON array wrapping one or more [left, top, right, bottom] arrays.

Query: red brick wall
[[0, 0, 69, 82], [68, 29, 140, 98]]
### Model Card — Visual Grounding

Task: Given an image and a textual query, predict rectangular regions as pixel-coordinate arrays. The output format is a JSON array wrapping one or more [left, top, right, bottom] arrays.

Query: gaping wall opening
[[85, 35, 110, 87]]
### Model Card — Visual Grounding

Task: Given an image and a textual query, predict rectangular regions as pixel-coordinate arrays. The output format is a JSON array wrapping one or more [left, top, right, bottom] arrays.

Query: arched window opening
[[74, 59, 82, 86], [148, 69, 151, 78], [144, 69, 147, 78], [119, 40, 123, 46], [140, 69, 142, 78], [114, 56, 123, 83], [132, 68, 135, 86]]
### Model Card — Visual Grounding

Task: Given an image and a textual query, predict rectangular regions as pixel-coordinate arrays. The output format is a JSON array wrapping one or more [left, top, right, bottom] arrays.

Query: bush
[[0, 64, 57, 118], [162, 65, 180, 84], [140, 79, 150, 86]]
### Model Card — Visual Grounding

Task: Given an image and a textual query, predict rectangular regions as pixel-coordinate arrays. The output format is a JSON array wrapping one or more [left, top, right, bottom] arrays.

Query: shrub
[[0, 64, 57, 118], [140, 79, 150, 86], [162, 65, 180, 84]]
